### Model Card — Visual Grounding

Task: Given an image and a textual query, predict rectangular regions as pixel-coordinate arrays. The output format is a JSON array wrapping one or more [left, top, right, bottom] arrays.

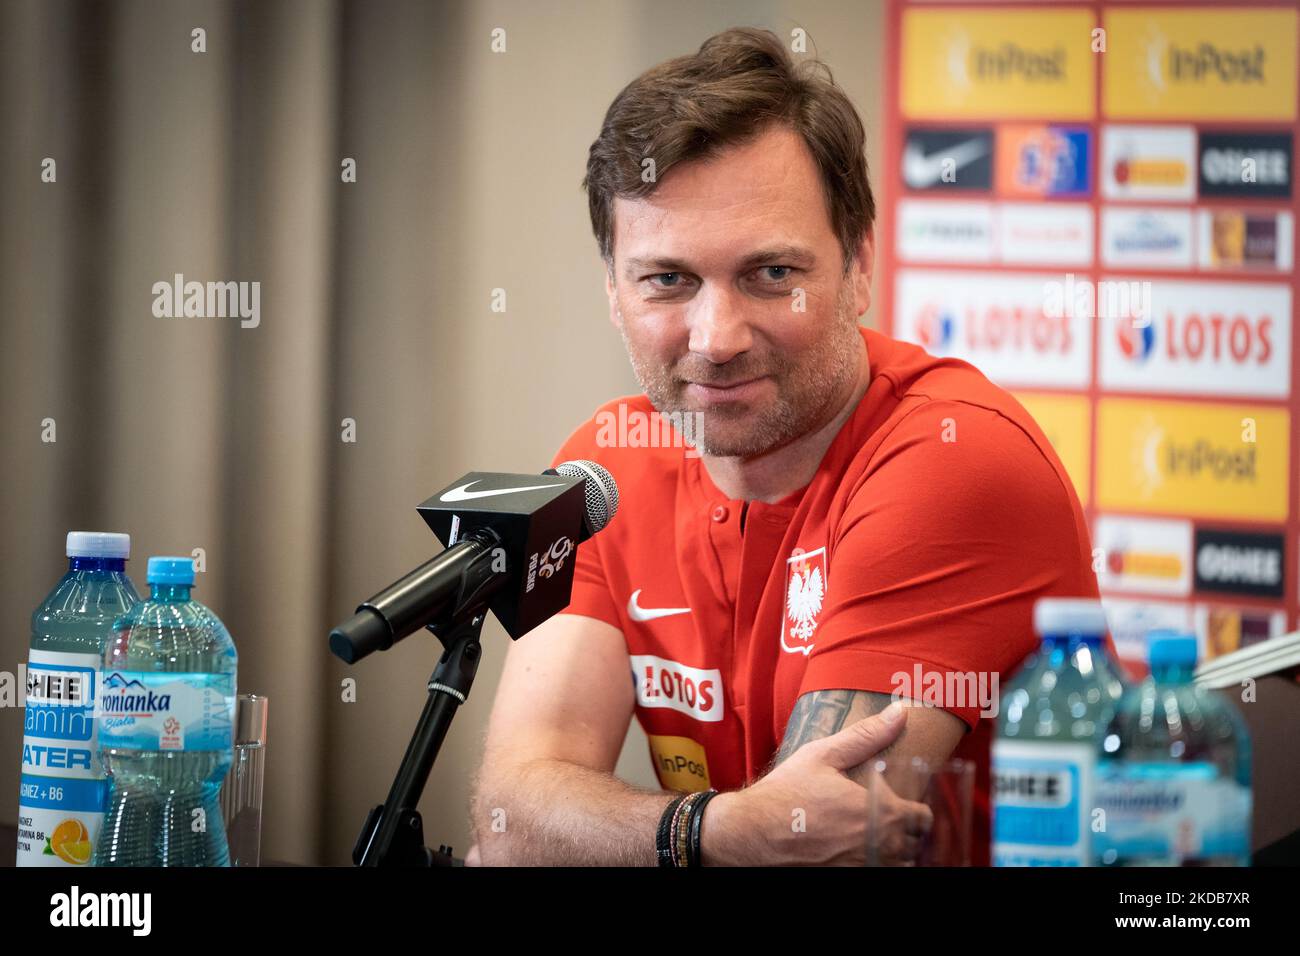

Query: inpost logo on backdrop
[[1013, 392, 1091, 507], [902, 9, 1095, 119], [1098, 400, 1289, 522], [1104, 8, 1298, 120]]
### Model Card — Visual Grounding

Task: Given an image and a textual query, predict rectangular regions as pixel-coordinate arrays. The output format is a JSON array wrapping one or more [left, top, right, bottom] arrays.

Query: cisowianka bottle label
[[95, 670, 235, 751], [1094, 762, 1252, 865], [17, 650, 106, 867]]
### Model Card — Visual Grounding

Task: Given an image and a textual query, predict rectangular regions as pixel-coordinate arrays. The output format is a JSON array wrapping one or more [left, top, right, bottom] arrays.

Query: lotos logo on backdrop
[[914, 305, 955, 351], [895, 270, 1091, 389], [1116, 320, 1156, 362], [1114, 315, 1273, 366], [1100, 281, 1290, 399]]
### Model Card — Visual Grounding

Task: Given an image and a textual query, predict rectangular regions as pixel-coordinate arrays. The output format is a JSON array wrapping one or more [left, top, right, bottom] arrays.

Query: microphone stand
[[351, 535, 500, 867]]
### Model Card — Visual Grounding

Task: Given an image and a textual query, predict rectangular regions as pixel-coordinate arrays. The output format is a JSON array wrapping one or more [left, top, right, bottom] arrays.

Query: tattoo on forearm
[[773, 689, 896, 766]]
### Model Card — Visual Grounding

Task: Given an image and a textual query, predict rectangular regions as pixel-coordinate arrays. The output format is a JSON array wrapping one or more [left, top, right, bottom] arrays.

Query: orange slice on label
[[50, 819, 91, 865]]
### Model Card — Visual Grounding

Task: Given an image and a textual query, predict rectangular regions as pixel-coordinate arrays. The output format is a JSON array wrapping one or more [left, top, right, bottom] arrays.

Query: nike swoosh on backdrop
[[627, 589, 692, 622], [902, 137, 990, 188], [439, 480, 564, 502]]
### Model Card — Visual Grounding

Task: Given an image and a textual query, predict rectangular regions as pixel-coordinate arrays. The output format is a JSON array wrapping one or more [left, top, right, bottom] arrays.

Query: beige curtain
[[0, 0, 883, 864]]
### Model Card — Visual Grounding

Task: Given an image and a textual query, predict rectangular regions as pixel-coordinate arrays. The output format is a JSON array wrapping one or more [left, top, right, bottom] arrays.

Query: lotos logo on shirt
[[629, 655, 723, 722]]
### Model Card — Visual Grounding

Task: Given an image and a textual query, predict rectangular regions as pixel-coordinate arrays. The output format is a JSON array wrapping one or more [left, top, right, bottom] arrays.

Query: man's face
[[606, 123, 874, 459]]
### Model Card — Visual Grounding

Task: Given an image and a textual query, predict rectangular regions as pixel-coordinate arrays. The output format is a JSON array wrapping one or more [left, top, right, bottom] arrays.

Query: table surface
[[0, 822, 295, 867], [5, 821, 1295, 867]]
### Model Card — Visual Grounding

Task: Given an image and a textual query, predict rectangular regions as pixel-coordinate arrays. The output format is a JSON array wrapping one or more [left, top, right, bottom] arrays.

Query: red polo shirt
[[550, 326, 1098, 865]]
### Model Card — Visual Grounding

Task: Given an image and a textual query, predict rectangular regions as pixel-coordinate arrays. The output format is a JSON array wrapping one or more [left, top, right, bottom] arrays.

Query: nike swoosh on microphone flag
[[438, 480, 565, 502], [627, 589, 692, 622]]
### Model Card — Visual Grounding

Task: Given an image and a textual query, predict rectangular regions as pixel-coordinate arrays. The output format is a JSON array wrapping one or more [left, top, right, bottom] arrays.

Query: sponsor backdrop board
[[882, 1, 1300, 668]]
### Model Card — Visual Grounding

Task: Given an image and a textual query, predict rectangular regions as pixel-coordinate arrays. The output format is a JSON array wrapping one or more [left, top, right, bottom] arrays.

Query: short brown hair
[[583, 27, 874, 274]]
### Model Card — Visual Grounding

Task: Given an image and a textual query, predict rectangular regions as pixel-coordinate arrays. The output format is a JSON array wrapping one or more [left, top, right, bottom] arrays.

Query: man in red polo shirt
[[469, 27, 1097, 866]]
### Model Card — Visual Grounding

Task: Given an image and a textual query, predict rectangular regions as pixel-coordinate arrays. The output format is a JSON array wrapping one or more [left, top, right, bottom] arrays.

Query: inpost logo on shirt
[[1097, 399, 1289, 522], [1104, 8, 1297, 120], [646, 735, 712, 792], [901, 9, 1095, 120]]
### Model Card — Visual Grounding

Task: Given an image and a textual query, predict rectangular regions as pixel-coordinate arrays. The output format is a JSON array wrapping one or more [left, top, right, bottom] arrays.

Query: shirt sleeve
[[548, 423, 623, 632], [797, 399, 1090, 729]]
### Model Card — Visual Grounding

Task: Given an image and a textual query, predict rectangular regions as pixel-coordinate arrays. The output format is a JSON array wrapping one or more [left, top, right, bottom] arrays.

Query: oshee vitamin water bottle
[[18, 532, 140, 866], [992, 599, 1126, 866], [1094, 632, 1252, 866], [94, 556, 237, 866]]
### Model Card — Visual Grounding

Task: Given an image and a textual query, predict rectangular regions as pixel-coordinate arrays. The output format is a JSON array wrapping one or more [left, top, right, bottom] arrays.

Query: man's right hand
[[701, 702, 934, 866]]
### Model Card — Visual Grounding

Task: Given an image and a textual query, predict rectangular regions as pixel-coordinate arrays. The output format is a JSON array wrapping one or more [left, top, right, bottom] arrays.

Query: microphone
[[329, 460, 618, 664]]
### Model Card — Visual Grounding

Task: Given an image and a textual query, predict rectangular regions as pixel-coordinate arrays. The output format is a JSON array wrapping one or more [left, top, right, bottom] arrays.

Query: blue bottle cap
[[1147, 630, 1198, 669], [147, 556, 196, 586]]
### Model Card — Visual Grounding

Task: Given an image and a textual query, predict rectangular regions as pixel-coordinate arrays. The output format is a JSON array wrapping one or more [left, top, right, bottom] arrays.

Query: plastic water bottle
[[18, 532, 140, 867], [1094, 632, 1252, 866], [93, 556, 237, 866], [992, 599, 1126, 866]]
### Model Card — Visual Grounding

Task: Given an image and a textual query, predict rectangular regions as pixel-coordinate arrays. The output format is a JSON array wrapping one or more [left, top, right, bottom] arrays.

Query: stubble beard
[[619, 277, 862, 459]]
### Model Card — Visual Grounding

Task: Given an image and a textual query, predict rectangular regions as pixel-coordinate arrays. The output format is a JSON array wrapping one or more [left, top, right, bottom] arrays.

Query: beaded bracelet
[[656, 793, 689, 867]]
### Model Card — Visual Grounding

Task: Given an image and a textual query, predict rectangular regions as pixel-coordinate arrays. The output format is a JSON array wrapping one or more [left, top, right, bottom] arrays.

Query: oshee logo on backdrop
[[1194, 528, 1285, 599], [895, 270, 1091, 388], [1199, 131, 1293, 199], [1099, 280, 1291, 398], [1097, 399, 1289, 522]]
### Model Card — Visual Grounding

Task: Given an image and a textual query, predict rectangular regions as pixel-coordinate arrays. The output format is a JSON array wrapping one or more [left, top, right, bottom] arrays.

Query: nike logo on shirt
[[627, 589, 691, 622]]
